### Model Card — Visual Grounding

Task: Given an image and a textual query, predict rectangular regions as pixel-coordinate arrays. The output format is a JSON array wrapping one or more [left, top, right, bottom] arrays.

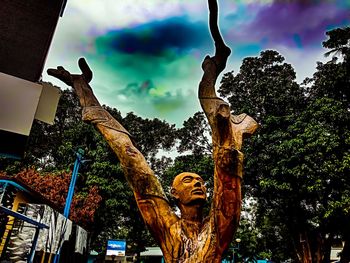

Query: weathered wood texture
[[48, 0, 258, 262]]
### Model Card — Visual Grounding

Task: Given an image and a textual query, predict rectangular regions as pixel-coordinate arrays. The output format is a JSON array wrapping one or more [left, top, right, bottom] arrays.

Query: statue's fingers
[[47, 66, 68, 77], [47, 68, 73, 86], [78, 57, 93, 83], [47, 68, 60, 77]]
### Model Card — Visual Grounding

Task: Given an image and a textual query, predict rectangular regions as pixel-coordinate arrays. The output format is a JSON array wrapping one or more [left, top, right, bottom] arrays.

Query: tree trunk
[[313, 233, 323, 263], [295, 232, 312, 263], [294, 231, 328, 263], [321, 235, 333, 263], [340, 240, 350, 263]]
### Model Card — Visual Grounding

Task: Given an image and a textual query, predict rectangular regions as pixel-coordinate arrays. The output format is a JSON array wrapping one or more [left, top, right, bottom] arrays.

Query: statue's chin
[[188, 197, 207, 206]]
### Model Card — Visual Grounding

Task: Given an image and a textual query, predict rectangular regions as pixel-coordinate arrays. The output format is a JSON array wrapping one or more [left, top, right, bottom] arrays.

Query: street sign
[[106, 239, 126, 257]]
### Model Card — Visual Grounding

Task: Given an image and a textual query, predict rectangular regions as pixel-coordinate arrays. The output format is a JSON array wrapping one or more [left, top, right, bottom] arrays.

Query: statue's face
[[171, 172, 207, 205]]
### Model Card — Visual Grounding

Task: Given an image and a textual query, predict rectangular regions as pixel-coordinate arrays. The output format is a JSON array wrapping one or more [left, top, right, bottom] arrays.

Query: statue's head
[[171, 172, 207, 206]]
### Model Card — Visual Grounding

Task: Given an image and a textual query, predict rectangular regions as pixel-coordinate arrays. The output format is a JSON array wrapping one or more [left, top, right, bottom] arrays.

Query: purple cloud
[[227, 1, 350, 49]]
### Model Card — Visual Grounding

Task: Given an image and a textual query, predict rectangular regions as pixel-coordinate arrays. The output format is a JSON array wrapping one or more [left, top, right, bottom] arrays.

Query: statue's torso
[[137, 198, 222, 263], [163, 218, 217, 263]]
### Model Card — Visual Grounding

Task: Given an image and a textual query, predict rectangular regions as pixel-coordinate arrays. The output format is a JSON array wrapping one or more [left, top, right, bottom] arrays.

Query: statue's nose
[[194, 181, 202, 187]]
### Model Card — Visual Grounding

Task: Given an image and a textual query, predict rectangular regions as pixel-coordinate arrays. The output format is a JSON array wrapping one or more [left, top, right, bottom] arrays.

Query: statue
[[48, 0, 258, 262]]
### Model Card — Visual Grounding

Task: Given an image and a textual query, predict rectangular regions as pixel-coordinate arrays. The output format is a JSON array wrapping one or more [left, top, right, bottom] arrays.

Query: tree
[[311, 26, 350, 263], [218, 45, 350, 262], [264, 97, 350, 262], [121, 111, 177, 160], [323, 27, 350, 67], [306, 27, 350, 110], [0, 168, 102, 229], [163, 111, 214, 213], [218, 50, 305, 261], [177, 112, 212, 156], [219, 50, 305, 120]]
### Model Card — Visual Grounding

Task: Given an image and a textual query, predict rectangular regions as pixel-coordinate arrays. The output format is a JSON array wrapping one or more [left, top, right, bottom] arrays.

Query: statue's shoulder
[[137, 197, 178, 227], [230, 113, 259, 137]]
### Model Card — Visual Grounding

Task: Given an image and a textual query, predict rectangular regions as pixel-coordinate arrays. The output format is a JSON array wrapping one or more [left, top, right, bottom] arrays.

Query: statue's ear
[[171, 188, 179, 199]]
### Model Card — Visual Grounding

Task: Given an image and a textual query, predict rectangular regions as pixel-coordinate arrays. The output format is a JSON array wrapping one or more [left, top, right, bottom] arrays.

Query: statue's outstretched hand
[[47, 58, 99, 107], [47, 58, 93, 86], [47, 65, 74, 86]]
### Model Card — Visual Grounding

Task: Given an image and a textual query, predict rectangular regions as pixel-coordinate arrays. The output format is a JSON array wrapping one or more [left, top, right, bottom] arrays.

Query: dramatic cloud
[[66, 51, 204, 126], [44, 0, 350, 127], [95, 17, 209, 56]]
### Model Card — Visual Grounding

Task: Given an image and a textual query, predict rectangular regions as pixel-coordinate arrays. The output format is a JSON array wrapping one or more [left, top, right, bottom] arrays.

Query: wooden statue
[[48, 0, 258, 262]]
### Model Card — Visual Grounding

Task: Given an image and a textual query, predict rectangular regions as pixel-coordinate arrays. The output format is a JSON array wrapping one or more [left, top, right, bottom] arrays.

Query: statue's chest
[[166, 220, 215, 263]]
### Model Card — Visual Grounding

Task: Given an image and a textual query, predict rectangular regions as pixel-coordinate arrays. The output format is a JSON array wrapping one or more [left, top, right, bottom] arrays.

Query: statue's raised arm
[[48, 58, 181, 251], [199, 0, 259, 255], [48, 58, 168, 200]]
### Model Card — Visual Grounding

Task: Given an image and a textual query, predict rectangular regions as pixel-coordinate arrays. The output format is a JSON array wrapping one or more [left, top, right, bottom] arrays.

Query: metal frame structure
[[0, 180, 48, 263]]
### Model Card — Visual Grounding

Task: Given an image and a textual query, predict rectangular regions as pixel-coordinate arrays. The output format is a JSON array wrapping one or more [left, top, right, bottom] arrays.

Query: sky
[[43, 0, 350, 127]]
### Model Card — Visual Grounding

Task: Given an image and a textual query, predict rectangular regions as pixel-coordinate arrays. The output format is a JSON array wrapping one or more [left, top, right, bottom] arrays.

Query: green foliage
[[323, 26, 350, 62], [219, 28, 350, 261], [162, 110, 215, 212], [0, 88, 175, 253], [304, 60, 349, 107], [177, 112, 212, 155], [219, 50, 304, 120], [121, 112, 177, 159]]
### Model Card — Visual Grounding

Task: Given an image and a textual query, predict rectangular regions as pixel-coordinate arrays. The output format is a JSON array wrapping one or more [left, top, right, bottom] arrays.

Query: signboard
[[0, 73, 61, 159], [34, 82, 61, 125], [0, 72, 42, 136], [106, 240, 126, 257]]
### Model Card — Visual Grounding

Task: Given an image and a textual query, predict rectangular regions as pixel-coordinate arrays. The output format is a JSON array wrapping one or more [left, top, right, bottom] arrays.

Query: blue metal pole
[[53, 149, 84, 263], [28, 227, 40, 263], [63, 152, 82, 217]]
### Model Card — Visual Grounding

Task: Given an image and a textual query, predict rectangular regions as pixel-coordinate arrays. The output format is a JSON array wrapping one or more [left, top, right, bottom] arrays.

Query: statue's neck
[[179, 203, 203, 224]]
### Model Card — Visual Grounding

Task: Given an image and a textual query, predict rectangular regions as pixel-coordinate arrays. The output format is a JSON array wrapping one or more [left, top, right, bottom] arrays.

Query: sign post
[[106, 239, 127, 261]]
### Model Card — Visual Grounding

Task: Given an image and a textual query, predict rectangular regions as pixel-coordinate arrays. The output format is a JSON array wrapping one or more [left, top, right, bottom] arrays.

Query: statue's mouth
[[192, 189, 204, 195]]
